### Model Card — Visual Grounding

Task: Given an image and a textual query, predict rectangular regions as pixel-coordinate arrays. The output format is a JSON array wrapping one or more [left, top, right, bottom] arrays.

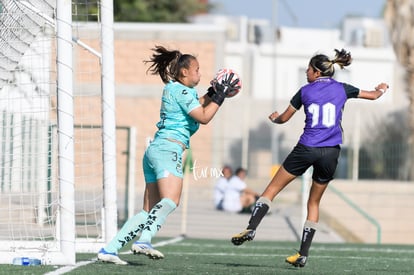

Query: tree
[[359, 110, 409, 180], [114, 0, 210, 22], [73, 0, 210, 22], [384, 0, 414, 180]]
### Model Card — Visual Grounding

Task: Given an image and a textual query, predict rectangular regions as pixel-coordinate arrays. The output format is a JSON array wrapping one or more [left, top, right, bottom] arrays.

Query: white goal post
[[0, 0, 118, 265]]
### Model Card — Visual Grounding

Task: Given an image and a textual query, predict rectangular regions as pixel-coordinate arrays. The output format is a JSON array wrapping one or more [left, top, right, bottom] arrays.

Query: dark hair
[[222, 165, 232, 171], [235, 167, 247, 176], [309, 48, 352, 77], [144, 45, 196, 84]]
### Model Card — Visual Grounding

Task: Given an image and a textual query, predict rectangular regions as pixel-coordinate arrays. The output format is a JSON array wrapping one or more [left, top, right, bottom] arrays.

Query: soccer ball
[[213, 68, 242, 98]]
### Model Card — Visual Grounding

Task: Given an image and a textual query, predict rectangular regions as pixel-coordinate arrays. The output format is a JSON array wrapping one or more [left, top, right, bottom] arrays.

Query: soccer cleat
[[285, 252, 307, 267], [131, 241, 164, 260], [97, 248, 128, 265], [231, 229, 256, 246]]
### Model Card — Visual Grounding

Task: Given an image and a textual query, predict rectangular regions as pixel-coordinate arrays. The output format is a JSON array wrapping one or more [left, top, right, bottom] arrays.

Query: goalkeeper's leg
[[132, 147, 182, 259], [132, 197, 177, 259], [98, 210, 149, 264], [105, 210, 149, 252]]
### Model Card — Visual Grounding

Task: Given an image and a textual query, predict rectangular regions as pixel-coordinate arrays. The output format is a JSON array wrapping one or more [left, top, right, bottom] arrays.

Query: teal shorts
[[142, 138, 184, 183]]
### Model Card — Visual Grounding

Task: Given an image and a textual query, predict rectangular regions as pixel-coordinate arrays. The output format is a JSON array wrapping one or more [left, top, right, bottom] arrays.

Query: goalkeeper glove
[[206, 86, 216, 98], [210, 83, 226, 106], [221, 72, 241, 97]]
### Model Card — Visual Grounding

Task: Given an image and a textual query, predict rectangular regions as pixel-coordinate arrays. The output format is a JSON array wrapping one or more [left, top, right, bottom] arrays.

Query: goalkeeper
[[231, 49, 389, 268], [97, 45, 239, 264]]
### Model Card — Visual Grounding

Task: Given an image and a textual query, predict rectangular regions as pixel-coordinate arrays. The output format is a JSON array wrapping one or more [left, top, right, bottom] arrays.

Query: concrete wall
[[322, 180, 414, 244]]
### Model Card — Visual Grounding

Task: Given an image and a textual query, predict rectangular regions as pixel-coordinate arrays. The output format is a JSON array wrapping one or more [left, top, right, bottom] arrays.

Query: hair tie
[[331, 60, 336, 64]]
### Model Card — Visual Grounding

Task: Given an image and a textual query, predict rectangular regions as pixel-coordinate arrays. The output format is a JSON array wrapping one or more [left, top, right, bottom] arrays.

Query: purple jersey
[[290, 77, 359, 147]]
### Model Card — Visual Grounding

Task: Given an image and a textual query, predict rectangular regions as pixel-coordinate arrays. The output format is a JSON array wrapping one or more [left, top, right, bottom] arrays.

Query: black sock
[[246, 197, 270, 230], [299, 221, 317, 256]]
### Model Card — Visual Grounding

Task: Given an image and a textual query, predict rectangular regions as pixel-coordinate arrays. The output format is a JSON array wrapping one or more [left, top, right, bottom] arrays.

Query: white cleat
[[131, 241, 164, 260], [97, 248, 128, 265]]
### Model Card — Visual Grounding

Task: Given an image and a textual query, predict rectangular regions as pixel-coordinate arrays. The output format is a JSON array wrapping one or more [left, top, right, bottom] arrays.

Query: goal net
[[0, 0, 118, 265]]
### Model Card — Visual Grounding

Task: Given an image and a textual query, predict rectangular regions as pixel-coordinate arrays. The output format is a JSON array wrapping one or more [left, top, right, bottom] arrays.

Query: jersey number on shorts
[[172, 152, 178, 161]]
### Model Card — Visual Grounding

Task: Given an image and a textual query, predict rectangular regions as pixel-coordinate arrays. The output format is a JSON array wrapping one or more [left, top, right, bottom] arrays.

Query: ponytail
[[144, 45, 196, 84], [309, 48, 352, 77], [332, 49, 352, 69]]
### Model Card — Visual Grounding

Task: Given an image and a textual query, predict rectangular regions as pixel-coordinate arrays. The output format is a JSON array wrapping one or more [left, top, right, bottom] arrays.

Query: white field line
[[159, 251, 413, 262], [44, 235, 185, 275], [43, 260, 96, 275], [173, 242, 414, 254]]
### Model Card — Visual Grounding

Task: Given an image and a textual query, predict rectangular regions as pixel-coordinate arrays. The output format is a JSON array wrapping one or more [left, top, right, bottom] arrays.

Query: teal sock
[[138, 198, 177, 243], [104, 210, 148, 253]]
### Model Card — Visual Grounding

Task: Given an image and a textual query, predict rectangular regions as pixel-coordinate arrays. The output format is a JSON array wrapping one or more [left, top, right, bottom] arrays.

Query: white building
[[193, 14, 403, 178]]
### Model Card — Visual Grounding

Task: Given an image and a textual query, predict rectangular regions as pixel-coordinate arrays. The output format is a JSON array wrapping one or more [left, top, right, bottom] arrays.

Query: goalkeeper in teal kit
[[97, 45, 240, 264], [231, 49, 389, 268]]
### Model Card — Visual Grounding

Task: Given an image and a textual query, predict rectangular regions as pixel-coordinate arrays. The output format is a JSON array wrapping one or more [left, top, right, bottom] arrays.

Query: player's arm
[[269, 89, 300, 124], [268, 105, 297, 124], [199, 94, 212, 106], [191, 84, 227, 124], [189, 103, 220, 125], [358, 82, 389, 100], [192, 74, 241, 123]]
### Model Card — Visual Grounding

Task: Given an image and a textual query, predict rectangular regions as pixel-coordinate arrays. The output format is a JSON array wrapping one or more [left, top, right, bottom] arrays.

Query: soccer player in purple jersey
[[231, 49, 389, 268]]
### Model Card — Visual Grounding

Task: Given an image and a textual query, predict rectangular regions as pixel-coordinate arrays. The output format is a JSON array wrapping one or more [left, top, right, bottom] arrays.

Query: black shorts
[[282, 143, 340, 184]]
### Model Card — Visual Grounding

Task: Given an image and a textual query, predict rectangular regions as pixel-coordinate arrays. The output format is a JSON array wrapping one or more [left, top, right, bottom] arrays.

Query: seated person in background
[[222, 167, 259, 214], [214, 165, 233, 210]]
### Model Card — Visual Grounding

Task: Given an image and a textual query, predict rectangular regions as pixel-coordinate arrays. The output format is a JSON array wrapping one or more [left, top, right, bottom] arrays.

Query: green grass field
[[2, 237, 414, 274]]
